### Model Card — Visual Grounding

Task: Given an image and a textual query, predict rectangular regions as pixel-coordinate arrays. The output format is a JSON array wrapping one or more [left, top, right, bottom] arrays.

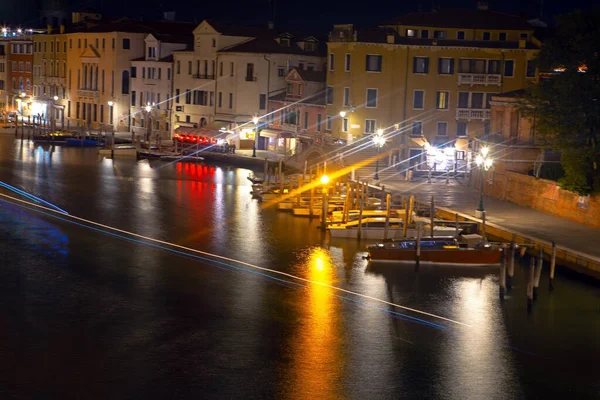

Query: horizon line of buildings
[[0, 3, 543, 167]]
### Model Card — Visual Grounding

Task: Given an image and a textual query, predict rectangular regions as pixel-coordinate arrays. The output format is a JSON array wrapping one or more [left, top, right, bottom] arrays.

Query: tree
[[522, 8, 600, 195]]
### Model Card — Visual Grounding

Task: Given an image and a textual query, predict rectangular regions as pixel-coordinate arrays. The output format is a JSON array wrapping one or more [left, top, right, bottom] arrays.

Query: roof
[[269, 92, 326, 106], [220, 37, 324, 56], [290, 67, 326, 82], [494, 89, 527, 98], [65, 19, 196, 35], [343, 27, 539, 49], [380, 9, 534, 31]]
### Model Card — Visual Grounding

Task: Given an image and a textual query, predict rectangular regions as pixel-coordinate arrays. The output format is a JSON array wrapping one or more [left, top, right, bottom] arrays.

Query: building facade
[[326, 6, 540, 171], [7, 34, 34, 117], [172, 20, 325, 148], [130, 34, 190, 140], [266, 67, 326, 154]]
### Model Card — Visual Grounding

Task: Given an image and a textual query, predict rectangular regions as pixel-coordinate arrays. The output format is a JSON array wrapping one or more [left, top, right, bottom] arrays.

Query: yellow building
[[326, 5, 540, 172]]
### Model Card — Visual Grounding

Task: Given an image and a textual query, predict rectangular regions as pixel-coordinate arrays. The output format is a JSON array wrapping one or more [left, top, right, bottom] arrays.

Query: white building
[[172, 20, 325, 149], [130, 33, 190, 140]]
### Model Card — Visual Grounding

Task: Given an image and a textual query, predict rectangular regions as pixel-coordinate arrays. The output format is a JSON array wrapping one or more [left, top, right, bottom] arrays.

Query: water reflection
[[288, 247, 343, 400]]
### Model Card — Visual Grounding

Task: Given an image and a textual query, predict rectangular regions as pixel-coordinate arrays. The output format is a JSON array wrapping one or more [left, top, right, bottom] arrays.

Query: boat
[[366, 237, 503, 266], [329, 209, 404, 222], [328, 217, 461, 239], [247, 173, 264, 184], [65, 138, 103, 147]]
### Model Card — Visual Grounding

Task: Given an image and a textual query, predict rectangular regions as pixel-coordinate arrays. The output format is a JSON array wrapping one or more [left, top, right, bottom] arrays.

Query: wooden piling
[[416, 223, 422, 270], [527, 256, 535, 313], [321, 187, 328, 231], [309, 184, 315, 218], [430, 195, 435, 237], [264, 158, 268, 180], [507, 240, 516, 290], [303, 160, 307, 180], [534, 247, 543, 300], [500, 244, 507, 301], [384, 193, 391, 240], [403, 198, 409, 238], [280, 171, 284, 194], [357, 199, 364, 240], [455, 213, 460, 239], [297, 176, 303, 205], [278, 159, 283, 181], [343, 183, 350, 223], [549, 241, 556, 291]]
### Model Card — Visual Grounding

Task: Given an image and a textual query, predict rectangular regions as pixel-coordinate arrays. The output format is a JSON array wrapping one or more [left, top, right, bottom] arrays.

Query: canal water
[[0, 135, 599, 399]]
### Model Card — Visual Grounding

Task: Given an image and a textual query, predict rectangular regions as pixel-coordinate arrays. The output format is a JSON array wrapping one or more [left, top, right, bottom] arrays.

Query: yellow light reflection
[[289, 247, 344, 400]]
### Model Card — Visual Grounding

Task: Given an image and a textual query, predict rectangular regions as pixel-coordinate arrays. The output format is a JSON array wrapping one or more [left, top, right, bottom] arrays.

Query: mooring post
[[263, 158, 268, 180], [500, 244, 507, 301], [357, 199, 364, 240], [416, 222, 422, 271], [455, 213, 460, 239], [430, 195, 435, 237], [527, 256, 535, 313], [550, 241, 557, 291], [507, 240, 516, 290], [384, 193, 391, 240], [321, 185, 328, 231], [534, 247, 543, 300], [309, 184, 315, 218]]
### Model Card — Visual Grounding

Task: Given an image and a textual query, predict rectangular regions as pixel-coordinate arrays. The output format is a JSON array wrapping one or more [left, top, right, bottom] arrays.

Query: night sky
[[1, 0, 597, 32]]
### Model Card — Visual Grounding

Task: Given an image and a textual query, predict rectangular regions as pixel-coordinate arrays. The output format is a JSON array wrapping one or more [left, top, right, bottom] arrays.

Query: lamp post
[[252, 116, 260, 158], [145, 102, 155, 143], [107, 100, 114, 130], [475, 146, 493, 217], [52, 95, 58, 132], [372, 128, 385, 180]]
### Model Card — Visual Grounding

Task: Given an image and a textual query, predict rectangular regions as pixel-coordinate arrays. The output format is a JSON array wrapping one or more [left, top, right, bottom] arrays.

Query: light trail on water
[[0, 191, 472, 329]]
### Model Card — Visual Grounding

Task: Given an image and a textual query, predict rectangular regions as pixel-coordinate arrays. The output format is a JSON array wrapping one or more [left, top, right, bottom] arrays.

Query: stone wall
[[475, 168, 600, 228]]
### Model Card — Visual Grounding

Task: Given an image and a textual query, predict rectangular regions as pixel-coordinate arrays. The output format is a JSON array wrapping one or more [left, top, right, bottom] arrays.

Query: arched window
[[12, 78, 16, 90], [26, 79, 30, 90], [18, 77, 23, 89], [121, 70, 129, 94]]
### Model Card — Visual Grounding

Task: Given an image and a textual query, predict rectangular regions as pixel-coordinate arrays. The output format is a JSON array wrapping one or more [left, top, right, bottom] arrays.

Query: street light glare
[[107, 101, 113, 106], [339, 111, 346, 118], [320, 175, 330, 185], [484, 158, 493, 169], [376, 129, 383, 136], [481, 146, 489, 157], [53, 95, 58, 101], [475, 155, 483, 166], [252, 116, 259, 124]]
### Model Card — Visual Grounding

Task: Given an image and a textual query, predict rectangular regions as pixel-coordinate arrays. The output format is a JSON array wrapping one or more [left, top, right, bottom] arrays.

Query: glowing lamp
[[339, 111, 346, 118], [481, 146, 489, 157], [53, 95, 58, 101], [320, 175, 330, 185], [107, 101, 113, 106], [252, 116, 259, 125]]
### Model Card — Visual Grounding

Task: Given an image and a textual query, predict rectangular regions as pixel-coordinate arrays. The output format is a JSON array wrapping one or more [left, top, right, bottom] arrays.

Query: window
[[483, 32, 491, 41], [413, 57, 429, 74], [343, 87, 350, 106], [246, 63, 254, 80], [131, 91, 136, 106], [437, 122, 448, 136], [95, 39, 98, 49], [503, 60, 514, 77], [148, 47, 156, 58], [121, 71, 129, 94], [176, 61, 180, 74], [326, 115, 332, 130], [406, 29, 416, 37], [366, 88, 378, 108], [457, 122, 467, 136], [457, 31, 465, 40], [19, 61, 24, 72], [286, 83, 293, 94], [167, 68, 171, 80], [436, 91, 449, 109], [365, 55, 382, 72], [304, 112, 309, 129], [365, 119, 376, 134], [413, 90, 424, 109], [411, 121, 422, 136], [278, 67, 285, 76], [326, 86, 334, 104], [438, 58, 454, 75], [26, 79, 30, 91], [131, 66, 137, 78], [259, 94, 266, 110], [102, 38, 105, 49], [76, 102, 80, 119], [67, 101, 71, 118], [112, 38, 115, 49], [342, 118, 348, 132], [219, 62, 223, 76], [434, 30, 445, 39], [345, 54, 351, 71], [185, 115, 191, 123], [218, 92, 222, 107], [122, 38, 130, 49], [499, 32, 507, 41], [526, 60, 536, 78], [520, 33, 528, 40], [458, 92, 469, 108], [25, 62, 31, 72], [212, 38, 216, 47], [69, 39, 72, 49], [316, 114, 322, 131], [420, 30, 429, 39], [185, 89, 191, 104], [459, 59, 486, 73], [228, 93, 233, 109], [11, 61, 16, 72], [84, 39, 87, 48], [175, 89, 180, 103], [471, 93, 484, 109], [188, 61, 192, 74], [158, 68, 161, 79], [488, 60, 501, 74], [329, 53, 334, 71]]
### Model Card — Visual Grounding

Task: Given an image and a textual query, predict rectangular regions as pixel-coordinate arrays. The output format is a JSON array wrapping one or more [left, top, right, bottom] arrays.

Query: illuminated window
[[436, 91, 449, 109], [406, 29, 416, 37]]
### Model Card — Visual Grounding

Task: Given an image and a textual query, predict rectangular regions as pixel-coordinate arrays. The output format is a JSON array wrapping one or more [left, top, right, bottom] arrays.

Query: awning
[[260, 128, 295, 139], [174, 126, 223, 138]]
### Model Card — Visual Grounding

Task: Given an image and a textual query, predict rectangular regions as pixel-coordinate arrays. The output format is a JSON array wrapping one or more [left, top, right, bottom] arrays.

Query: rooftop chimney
[[386, 33, 395, 44], [477, 1, 489, 10]]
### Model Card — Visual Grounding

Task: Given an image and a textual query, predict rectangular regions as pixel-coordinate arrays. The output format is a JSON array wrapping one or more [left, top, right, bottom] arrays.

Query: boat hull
[[368, 248, 502, 265]]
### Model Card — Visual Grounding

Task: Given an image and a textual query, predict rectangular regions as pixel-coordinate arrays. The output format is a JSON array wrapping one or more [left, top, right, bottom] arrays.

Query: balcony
[[456, 108, 491, 121], [457, 73, 501, 86], [77, 89, 100, 100], [192, 74, 215, 80], [245, 76, 257, 82]]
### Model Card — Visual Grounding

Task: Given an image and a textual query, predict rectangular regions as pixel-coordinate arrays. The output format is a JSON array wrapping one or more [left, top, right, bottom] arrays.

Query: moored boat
[[366, 237, 503, 266], [328, 217, 461, 239]]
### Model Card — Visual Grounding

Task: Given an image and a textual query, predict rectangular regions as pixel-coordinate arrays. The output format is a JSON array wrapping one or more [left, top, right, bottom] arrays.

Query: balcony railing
[[192, 74, 215, 80], [77, 89, 100, 100], [456, 108, 491, 120], [457, 73, 501, 86], [245, 76, 257, 82]]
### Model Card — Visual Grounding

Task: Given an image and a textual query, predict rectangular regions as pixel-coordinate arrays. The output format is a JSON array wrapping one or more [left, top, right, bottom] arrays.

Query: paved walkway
[[380, 176, 600, 258]]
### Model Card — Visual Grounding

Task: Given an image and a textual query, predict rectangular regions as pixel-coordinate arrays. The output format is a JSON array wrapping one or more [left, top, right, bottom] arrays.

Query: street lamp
[[475, 146, 493, 216], [339, 111, 346, 118], [145, 102, 155, 142], [252, 116, 260, 158], [372, 128, 385, 180], [107, 101, 114, 127]]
